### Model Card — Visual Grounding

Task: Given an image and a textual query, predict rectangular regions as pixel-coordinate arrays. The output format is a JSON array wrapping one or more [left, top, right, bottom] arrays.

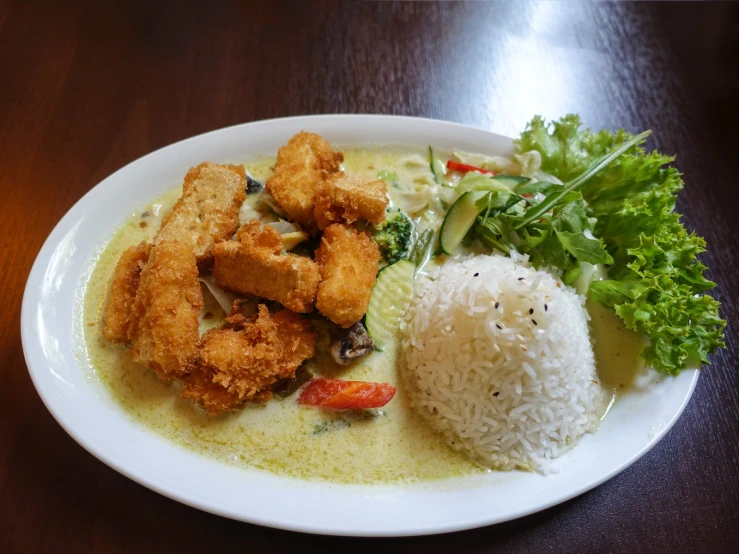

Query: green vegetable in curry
[[372, 208, 414, 265]]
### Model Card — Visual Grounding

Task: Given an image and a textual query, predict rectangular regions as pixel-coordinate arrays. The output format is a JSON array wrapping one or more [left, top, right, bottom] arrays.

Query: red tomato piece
[[446, 160, 497, 176], [297, 378, 396, 410]]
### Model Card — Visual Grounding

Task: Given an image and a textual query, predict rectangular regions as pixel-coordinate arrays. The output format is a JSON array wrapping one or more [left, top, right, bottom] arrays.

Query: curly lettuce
[[515, 115, 725, 374]]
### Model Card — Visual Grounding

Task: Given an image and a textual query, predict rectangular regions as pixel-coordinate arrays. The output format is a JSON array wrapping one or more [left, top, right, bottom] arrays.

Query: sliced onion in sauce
[[198, 274, 236, 314], [265, 220, 302, 234]]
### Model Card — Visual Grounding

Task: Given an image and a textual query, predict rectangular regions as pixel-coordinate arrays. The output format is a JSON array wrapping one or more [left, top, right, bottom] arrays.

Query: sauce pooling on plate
[[81, 147, 644, 484]]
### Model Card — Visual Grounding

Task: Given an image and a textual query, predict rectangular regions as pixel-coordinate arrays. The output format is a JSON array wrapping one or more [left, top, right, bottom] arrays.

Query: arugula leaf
[[551, 195, 613, 265], [514, 130, 651, 230], [517, 115, 725, 374], [514, 181, 560, 195], [537, 233, 575, 272], [518, 222, 549, 249], [475, 191, 511, 212], [475, 218, 512, 255], [555, 231, 612, 265], [470, 175, 611, 286]]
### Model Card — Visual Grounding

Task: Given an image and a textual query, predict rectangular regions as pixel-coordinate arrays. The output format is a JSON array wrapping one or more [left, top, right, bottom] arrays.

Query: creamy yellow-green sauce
[[81, 147, 645, 484]]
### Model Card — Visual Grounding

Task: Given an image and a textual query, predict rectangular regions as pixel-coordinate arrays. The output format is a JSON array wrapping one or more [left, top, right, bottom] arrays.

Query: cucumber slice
[[429, 146, 444, 185], [365, 259, 415, 351], [492, 175, 530, 189], [439, 191, 489, 254]]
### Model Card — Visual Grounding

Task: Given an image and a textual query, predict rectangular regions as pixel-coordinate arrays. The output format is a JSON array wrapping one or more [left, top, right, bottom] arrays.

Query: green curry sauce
[[80, 147, 645, 484]]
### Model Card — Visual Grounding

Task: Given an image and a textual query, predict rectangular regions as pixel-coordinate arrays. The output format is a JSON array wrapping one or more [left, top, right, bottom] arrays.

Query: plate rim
[[20, 114, 700, 536]]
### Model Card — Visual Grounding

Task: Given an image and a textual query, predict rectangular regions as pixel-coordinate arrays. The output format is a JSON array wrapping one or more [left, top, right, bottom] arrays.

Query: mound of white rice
[[402, 254, 604, 473]]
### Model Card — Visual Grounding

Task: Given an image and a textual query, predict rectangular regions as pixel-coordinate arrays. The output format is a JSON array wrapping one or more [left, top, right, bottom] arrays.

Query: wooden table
[[1, 1, 737, 551]]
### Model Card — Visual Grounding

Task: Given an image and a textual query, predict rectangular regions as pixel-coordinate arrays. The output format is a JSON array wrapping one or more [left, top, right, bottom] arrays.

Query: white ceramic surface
[[21, 115, 698, 536]]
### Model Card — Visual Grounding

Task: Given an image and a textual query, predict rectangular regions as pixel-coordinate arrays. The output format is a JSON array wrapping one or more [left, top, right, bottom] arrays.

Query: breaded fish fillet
[[213, 221, 320, 313], [181, 305, 316, 415], [315, 224, 380, 328], [102, 241, 151, 343], [265, 132, 343, 235], [314, 173, 388, 230], [271, 308, 317, 371], [128, 240, 203, 380], [155, 162, 247, 264]]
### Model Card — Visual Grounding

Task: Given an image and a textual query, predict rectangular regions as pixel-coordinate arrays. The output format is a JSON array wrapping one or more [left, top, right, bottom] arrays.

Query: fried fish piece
[[127, 240, 203, 380], [212, 221, 320, 313], [315, 224, 380, 328], [265, 132, 343, 235], [181, 305, 316, 415], [271, 308, 317, 371], [102, 241, 151, 343], [155, 162, 247, 264], [314, 173, 388, 230]]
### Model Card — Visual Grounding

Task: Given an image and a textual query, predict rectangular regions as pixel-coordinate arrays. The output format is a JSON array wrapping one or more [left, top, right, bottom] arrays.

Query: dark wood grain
[[1, 1, 737, 552]]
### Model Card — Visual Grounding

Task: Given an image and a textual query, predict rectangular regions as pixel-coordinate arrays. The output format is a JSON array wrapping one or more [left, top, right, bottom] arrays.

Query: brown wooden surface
[[1, 1, 738, 552]]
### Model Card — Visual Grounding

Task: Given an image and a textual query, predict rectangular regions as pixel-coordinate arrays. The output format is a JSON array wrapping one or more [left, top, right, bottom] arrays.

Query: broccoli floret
[[372, 209, 413, 264]]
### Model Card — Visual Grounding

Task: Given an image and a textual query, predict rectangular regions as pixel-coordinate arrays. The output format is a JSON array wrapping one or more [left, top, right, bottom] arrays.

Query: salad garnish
[[435, 115, 725, 375]]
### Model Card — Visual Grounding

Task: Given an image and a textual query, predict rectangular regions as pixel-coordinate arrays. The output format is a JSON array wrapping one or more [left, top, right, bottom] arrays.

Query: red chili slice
[[297, 378, 396, 410], [446, 160, 497, 176]]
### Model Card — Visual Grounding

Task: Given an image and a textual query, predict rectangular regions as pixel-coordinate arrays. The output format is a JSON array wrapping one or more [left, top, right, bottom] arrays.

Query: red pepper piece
[[446, 160, 497, 176], [298, 378, 396, 410]]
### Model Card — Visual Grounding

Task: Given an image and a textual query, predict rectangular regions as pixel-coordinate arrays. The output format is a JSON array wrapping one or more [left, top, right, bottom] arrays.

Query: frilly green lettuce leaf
[[519, 114, 725, 374]]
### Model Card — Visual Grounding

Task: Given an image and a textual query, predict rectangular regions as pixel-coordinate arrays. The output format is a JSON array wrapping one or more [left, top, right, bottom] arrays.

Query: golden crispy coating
[[271, 309, 318, 370], [314, 173, 388, 230], [102, 242, 151, 343], [127, 240, 203, 380], [315, 224, 380, 328], [212, 221, 321, 313], [155, 162, 247, 264], [265, 132, 343, 235], [181, 306, 316, 415]]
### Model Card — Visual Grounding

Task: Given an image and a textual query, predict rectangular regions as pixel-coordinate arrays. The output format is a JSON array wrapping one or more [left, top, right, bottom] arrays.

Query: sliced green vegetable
[[409, 228, 435, 267], [377, 170, 399, 188], [365, 260, 415, 351], [371, 209, 413, 265], [429, 146, 444, 185], [439, 191, 490, 254]]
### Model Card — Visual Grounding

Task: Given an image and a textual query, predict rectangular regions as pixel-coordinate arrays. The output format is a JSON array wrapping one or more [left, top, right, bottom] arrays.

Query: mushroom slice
[[330, 322, 375, 365]]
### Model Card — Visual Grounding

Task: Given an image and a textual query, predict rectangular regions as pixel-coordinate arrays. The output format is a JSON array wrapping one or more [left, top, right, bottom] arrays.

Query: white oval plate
[[21, 115, 698, 536]]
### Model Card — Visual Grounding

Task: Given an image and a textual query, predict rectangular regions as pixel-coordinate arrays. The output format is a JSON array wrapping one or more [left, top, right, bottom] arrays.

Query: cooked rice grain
[[401, 254, 604, 473]]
